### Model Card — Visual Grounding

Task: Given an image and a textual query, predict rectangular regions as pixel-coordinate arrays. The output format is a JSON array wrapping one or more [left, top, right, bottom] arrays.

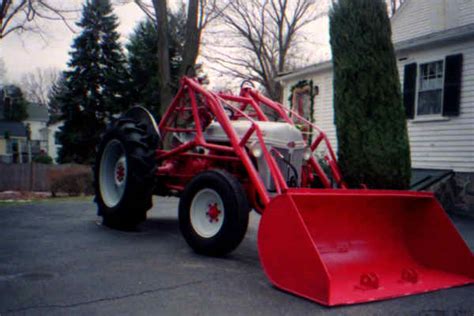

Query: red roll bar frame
[[156, 77, 345, 211]]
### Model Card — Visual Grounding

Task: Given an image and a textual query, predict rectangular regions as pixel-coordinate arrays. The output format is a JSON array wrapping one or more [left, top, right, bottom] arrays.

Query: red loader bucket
[[258, 189, 474, 306]]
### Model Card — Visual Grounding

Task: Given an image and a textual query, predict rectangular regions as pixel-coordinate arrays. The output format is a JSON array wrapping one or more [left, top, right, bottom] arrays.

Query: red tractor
[[94, 76, 473, 306]]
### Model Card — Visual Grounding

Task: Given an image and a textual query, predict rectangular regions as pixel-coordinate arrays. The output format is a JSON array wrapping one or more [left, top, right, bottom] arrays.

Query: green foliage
[[57, 0, 129, 164], [33, 154, 53, 164], [329, 0, 411, 189], [126, 10, 186, 117], [2, 85, 29, 121], [47, 73, 67, 124], [288, 80, 316, 145]]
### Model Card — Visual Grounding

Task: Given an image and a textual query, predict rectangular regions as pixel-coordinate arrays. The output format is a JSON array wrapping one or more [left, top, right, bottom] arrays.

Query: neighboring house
[[0, 86, 28, 163], [0, 86, 63, 163], [276, 0, 474, 211], [0, 121, 28, 163], [24, 103, 49, 157]]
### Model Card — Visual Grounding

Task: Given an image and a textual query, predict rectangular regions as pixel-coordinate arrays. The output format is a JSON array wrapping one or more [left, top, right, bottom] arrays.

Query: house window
[[417, 60, 444, 116], [403, 54, 463, 119]]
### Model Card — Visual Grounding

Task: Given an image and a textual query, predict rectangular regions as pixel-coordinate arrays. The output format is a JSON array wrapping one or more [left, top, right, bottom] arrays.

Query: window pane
[[419, 61, 443, 91], [417, 90, 442, 115], [417, 60, 444, 116], [436, 61, 443, 74]]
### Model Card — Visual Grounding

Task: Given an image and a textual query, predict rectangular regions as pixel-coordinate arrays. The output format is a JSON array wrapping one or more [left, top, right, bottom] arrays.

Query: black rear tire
[[94, 118, 157, 229], [179, 170, 250, 256]]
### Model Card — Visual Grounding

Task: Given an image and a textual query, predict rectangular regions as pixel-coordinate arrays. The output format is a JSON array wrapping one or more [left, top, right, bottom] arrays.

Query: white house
[[0, 87, 63, 163], [276, 0, 474, 211], [24, 103, 49, 155], [23, 104, 63, 163]]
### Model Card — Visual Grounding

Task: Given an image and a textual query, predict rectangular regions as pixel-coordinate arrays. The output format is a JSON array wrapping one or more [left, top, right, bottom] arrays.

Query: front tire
[[94, 118, 157, 229], [179, 170, 250, 256]]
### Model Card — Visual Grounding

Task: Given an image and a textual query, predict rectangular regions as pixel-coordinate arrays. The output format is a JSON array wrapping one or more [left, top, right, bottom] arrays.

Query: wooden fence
[[0, 163, 91, 192]]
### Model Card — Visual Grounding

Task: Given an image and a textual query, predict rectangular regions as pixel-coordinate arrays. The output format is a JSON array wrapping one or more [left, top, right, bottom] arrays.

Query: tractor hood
[[204, 121, 306, 149]]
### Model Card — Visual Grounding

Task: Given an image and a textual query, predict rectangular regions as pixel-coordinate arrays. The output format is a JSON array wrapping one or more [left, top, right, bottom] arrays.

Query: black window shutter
[[443, 54, 463, 116], [403, 63, 417, 119]]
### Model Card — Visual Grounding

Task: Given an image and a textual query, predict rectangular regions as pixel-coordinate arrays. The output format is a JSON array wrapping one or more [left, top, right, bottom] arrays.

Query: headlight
[[249, 141, 263, 158], [303, 147, 312, 161]]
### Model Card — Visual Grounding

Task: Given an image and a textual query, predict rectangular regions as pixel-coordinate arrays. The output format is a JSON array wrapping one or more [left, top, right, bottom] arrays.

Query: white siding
[[391, 0, 474, 43], [392, 0, 437, 43], [459, 0, 474, 27], [398, 40, 474, 172], [313, 71, 338, 149]]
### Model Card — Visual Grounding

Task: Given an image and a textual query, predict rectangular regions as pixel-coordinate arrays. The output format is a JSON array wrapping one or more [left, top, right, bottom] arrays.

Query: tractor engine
[[204, 121, 307, 191]]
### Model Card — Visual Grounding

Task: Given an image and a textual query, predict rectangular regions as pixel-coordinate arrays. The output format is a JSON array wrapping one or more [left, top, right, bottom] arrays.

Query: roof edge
[[275, 23, 474, 82], [394, 23, 474, 52], [275, 60, 332, 82]]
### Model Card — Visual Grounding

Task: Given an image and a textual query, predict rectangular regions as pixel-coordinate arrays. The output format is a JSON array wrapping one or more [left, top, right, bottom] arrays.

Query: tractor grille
[[258, 147, 304, 192]]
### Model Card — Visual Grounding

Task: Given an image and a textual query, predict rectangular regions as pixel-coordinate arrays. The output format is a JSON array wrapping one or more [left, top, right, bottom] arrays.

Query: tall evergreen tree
[[58, 0, 129, 164], [329, 0, 411, 189], [126, 11, 185, 117], [2, 85, 29, 121]]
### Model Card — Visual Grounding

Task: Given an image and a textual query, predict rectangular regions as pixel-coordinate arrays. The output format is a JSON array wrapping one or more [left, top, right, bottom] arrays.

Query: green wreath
[[288, 80, 316, 145]]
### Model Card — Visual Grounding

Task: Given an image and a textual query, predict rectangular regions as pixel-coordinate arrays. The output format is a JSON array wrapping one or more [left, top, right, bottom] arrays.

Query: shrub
[[48, 165, 93, 196], [33, 154, 53, 164], [329, 0, 411, 189]]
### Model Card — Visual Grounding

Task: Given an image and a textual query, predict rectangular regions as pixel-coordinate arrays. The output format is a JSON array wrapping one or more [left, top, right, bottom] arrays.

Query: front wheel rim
[[190, 189, 225, 238], [99, 139, 127, 208]]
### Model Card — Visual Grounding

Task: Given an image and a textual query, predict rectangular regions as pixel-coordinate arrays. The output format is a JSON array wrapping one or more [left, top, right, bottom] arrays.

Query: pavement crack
[[4, 279, 205, 314]]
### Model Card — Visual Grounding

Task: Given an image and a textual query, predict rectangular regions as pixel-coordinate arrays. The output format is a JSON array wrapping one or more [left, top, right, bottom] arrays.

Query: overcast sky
[[0, 0, 330, 85], [0, 1, 146, 83]]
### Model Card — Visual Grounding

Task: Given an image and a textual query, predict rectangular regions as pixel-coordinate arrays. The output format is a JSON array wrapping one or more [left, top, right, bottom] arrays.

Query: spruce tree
[[127, 20, 161, 116], [126, 12, 185, 117], [329, 0, 411, 189], [58, 0, 128, 164], [2, 85, 29, 121]]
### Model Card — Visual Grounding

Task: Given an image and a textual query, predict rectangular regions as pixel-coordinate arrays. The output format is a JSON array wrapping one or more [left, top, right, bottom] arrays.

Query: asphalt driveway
[[0, 197, 473, 315]]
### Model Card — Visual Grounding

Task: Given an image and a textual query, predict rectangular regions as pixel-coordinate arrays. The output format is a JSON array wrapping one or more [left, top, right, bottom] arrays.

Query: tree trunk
[[178, 0, 200, 78], [266, 79, 283, 102], [152, 0, 173, 114]]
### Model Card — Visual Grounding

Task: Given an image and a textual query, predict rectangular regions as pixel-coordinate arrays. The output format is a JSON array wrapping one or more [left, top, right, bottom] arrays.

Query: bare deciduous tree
[[0, 0, 77, 39], [20, 67, 59, 107], [206, 0, 323, 101], [117, 0, 220, 112]]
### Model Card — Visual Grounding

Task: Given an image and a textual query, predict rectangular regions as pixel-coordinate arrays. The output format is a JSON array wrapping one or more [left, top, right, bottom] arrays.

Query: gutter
[[395, 23, 474, 53]]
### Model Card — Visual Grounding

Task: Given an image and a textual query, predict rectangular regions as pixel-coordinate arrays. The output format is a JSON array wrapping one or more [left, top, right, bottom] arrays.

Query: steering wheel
[[240, 79, 256, 89], [223, 106, 235, 119]]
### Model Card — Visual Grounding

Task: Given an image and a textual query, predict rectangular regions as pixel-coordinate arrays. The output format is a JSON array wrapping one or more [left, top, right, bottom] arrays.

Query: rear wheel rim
[[99, 139, 127, 208], [190, 189, 225, 238]]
